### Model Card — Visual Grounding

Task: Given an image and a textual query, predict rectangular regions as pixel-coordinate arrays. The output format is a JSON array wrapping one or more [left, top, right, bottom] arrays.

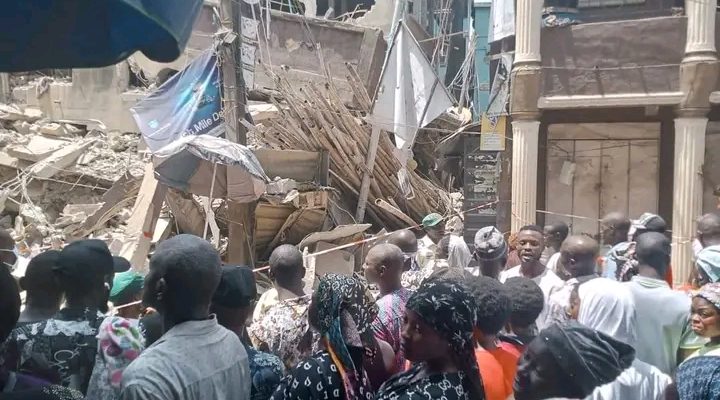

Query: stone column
[[509, 0, 542, 232], [511, 120, 540, 231], [514, 0, 542, 65], [671, 117, 707, 281], [671, 0, 718, 284], [684, 0, 716, 59]]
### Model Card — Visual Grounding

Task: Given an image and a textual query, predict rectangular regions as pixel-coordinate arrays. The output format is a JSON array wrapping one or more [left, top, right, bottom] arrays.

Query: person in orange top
[[470, 276, 520, 400]]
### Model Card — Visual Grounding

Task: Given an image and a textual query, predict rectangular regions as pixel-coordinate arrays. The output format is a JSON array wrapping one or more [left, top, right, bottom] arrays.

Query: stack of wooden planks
[[253, 66, 452, 230]]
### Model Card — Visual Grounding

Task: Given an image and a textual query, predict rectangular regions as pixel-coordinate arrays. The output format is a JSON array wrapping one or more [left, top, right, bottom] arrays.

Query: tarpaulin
[[152, 134, 268, 202], [131, 49, 225, 153], [0, 0, 203, 71]]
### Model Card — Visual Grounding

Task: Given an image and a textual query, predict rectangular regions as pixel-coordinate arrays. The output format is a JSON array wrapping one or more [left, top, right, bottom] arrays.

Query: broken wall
[[256, 11, 387, 103], [541, 16, 685, 97], [11, 3, 219, 133]]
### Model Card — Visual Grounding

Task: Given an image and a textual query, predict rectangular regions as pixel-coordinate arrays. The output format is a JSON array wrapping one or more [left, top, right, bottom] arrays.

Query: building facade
[[491, 0, 718, 283]]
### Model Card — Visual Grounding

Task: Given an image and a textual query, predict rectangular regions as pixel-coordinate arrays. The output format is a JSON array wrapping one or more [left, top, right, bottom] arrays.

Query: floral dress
[[249, 296, 313, 370]]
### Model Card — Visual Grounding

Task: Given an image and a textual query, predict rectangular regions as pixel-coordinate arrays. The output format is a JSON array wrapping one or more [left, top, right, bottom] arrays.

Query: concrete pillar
[[670, 0, 718, 284], [513, 0, 542, 65], [511, 120, 540, 231], [671, 118, 707, 283], [684, 0, 716, 59], [509, 0, 542, 232]]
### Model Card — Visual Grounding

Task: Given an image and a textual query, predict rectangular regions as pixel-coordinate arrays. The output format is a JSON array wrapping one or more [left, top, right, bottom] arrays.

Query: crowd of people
[[1, 209, 720, 399]]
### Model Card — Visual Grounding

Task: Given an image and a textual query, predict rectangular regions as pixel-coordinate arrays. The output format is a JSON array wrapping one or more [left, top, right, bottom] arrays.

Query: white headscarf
[[578, 278, 637, 346]]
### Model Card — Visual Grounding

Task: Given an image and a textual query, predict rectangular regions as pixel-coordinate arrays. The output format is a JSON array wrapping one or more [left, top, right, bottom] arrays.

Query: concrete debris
[[108, 131, 134, 152], [12, 121, 31, 135], [38, 122, 70, 137], [28, 139, 96, 179], [0, 102, 145, 248], [0, 104, 26, 121], [0, 104, 44, 122], [7, 136, 69, 162], [266, 178, 297, 195]]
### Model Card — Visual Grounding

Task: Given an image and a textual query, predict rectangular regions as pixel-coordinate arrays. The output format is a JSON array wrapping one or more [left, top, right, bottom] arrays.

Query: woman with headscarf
[[270, 274, 378, 400], [696, 246, 720, 287], [375, 278, 485, 400], [85, 316, 146, 400], [514, 321, 635, 400], [675, 356, 720, 400], [686, 282, 720, 359], [576, 278, 671, 399]]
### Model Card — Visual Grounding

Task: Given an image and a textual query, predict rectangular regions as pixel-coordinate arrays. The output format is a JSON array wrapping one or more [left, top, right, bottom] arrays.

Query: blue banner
[[131, 49, 225, 153]]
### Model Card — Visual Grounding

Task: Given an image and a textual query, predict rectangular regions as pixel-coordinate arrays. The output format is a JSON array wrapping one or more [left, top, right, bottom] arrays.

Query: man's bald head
[[636, 232, 671, 276], [698, 212, 720, 247], [367, 244, 404, 271], [560, 235, 599, 277], [269, 244, 304, 289], [386, 230, 418, 253], [601, 212, 631, 246], [363, 243, 404, 289], [144, 234, 222, 321]]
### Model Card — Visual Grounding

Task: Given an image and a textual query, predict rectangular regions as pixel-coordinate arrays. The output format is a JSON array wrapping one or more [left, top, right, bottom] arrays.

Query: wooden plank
[[599, 140, 630, 217], [118, 163, 167, 271], [545, 140, 574, 230], [571, 140, 602, 236], [628, 139, 659, 217], [165, 189, 205, 237], [227, 201, 256, 265], [66, 172, 141, 239], [356, 125, 382, 222]]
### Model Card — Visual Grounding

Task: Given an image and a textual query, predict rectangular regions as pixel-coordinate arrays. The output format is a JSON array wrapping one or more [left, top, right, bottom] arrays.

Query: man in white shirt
[[625, 232, 702, 376], [500, 225, 564, 331], [417, 212, 472, 271], [120, 235, 251, 400]]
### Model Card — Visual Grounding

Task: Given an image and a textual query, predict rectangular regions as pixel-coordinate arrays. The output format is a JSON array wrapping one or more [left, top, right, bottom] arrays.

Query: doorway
[[544, 123, 660, 236]]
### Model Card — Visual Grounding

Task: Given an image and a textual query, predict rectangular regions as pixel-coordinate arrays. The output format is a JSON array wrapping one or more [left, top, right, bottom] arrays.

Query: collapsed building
[[0, 2, 470, 274]]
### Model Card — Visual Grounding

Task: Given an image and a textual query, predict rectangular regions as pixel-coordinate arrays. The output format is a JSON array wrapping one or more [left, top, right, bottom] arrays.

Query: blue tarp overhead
[[0, 0, 204, 71]]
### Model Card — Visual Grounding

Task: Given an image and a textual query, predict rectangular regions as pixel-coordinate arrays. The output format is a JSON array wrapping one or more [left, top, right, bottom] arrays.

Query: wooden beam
[[118, 163, 167, 271], [355, 125, 381, 222], [220, 0, 255, 265], [165, 189, 206, 236]]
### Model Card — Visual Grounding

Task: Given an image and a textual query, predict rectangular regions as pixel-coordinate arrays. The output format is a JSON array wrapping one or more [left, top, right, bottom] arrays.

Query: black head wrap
[[406, 277, 484, 399], [515, 321, 634, 400]]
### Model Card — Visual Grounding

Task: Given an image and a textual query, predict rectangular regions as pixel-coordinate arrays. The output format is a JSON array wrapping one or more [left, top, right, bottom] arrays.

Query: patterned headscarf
[[697, 245, 720, 284], [86, 316, 145, 398], [313, 274, 378, 400], [677, 356, 720, 400], [696, 282, 720, 310], [474, 226, 508, 261], [405, 278, 483, 397]]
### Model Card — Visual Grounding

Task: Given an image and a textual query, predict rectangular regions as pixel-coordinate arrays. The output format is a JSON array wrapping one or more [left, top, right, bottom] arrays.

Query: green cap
[[422, 213, 443, 228], [110, 270, 145, 305]]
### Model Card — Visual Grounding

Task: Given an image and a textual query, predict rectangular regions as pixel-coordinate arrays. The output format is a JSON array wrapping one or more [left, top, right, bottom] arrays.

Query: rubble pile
[[253, 71, 453, 231], [0, 103, 145, 248]]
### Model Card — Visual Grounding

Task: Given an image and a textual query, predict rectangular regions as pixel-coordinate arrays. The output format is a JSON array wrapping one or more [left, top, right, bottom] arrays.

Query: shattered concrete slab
[[6, 136, 69, 162]]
